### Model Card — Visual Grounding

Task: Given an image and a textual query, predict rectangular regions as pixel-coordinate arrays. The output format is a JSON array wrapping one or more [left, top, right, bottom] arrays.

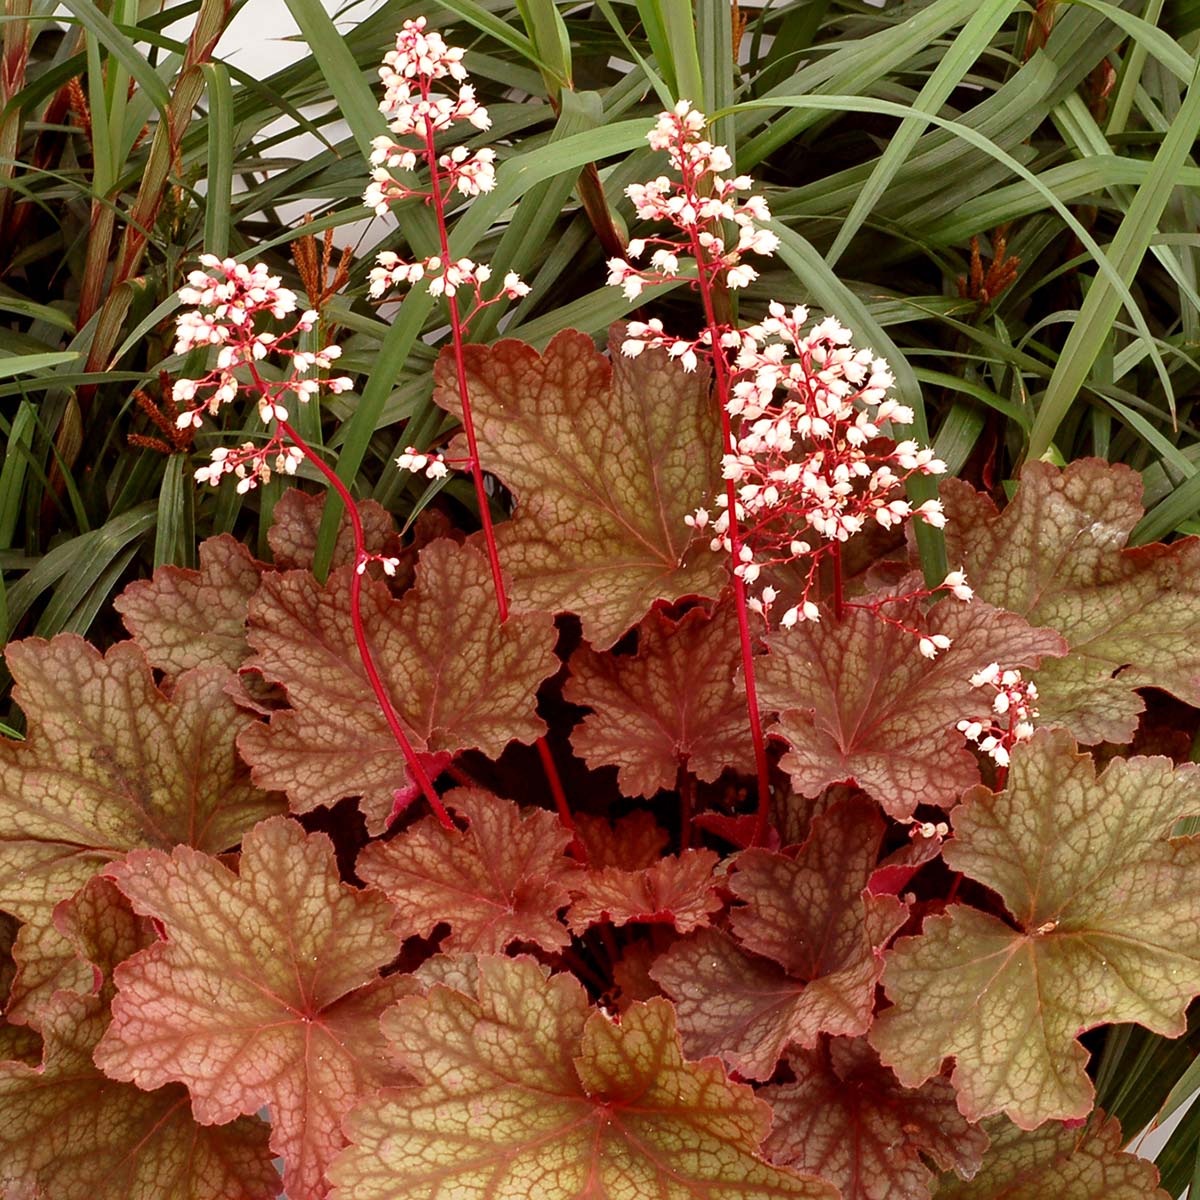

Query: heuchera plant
[[3, 18, 1200, 1200]]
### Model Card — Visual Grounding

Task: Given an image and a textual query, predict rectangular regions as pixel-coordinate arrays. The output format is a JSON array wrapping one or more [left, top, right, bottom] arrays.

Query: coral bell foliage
[[4, 20, 1200, 1200]]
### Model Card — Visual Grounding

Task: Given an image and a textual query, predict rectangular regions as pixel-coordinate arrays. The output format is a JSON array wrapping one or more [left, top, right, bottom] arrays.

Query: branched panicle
[[362, 19, 578, 851], [365, 18, 530, 485], [958, 663, 1039, 771], [172, 256, 354, 495], [608, 102, 973, 658], [171, 257, 449, 827]]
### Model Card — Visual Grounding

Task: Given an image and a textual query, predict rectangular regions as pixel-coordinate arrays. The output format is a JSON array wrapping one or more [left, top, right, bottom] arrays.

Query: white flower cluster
[[957, 663, 1039, 767], [395, 448, 449, 479], [364, 21, 529, 323], [172, 255, 352, 430], [676, 305, 962, 639], [368, 253, 528, 302], [193, 442, 304, 494], [171, 255, 357, 495], [605, 101, 780, 301]]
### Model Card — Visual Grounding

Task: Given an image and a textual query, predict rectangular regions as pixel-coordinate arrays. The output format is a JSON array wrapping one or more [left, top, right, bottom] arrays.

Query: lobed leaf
[[566, 848, 723, 934], [114, 534, 264, 676], [0, 878, 276, 1200], [758, 599, 1067, 820], [652, 796, 905, 1079], [5, 877, 151, 1029], [239, 538, 558, 831], [0, 637, 282, 921], [330, 955, 839, 1199], [432, 327, 727, 649], [940, 459, 1200, 742], [565, 604, 756, 797], [933, 1112, 1168, 1198], [95, 816, 414, 1200], [573, 810, 670, 868], [761, 1037, 989, 1200], [267, 487, 405, 574], [357, 788, 579, 954], [872, 728, 1200, 1127]]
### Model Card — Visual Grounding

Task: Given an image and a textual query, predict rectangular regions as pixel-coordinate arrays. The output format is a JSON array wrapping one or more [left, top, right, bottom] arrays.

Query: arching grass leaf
[[432, 328, 727, 649], [239, 539, 558, 832], [565, 604, 756, 797], [0, 637, 282, 921], [762, 1037, 989, 1200], [872, 729, 1200, 1127], [95, 817, 414, 1200], [330, 955, 839, 1200], [356, 788, 579, 954], [934, 1111, 1168, 1198], [940, 460, 1200, 742], [758, 600, 1066, 820]]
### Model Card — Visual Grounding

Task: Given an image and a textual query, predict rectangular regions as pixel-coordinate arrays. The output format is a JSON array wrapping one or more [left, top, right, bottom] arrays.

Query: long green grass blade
[[827, 0, 1020, 265], [59, 0, 171, 114], [0, 351, 79, 379], [1027, 62, 1200, 459], [200, 60, 233, 258]]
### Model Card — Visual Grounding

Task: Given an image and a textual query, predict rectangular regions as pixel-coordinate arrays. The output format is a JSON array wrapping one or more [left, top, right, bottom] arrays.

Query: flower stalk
[[608, 102, 976, 844], [172, 255, 454, 830], [367, 19, 580, 854]]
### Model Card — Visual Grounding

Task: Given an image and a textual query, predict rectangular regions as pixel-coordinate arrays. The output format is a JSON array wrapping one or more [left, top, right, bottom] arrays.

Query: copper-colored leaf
[[239, 538, 558, 831], [356, 788, 579, 953], [940, 459, 1200, 742], [762, 1037, 988, 1200], [114, 534, 264, 675], [0, 879, 277, 1200], [0, 637, 282, 921], [565, 604, 755, 797], [573, 810, 669, 869], [6, 877, 152, 1028], [267, 486, 400, 571], [95, 816, 414, 1200], [758, 600, 1066, 820], [934, 1112, 1167, 1198], [652, 796, 905, 1079], [432, 327, 727, 649], [566, 848, 723, 934], [330, 955, 839, 1199], [872, 729, 1200, 1127]]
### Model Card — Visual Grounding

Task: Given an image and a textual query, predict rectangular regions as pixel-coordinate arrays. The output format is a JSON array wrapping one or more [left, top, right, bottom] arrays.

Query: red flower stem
[[684, 232, 773, 848], [421, 110, 579, 853], [422, 113, 509, 621], [277, 418, 453, 831], [537, 736, 585, 860]]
